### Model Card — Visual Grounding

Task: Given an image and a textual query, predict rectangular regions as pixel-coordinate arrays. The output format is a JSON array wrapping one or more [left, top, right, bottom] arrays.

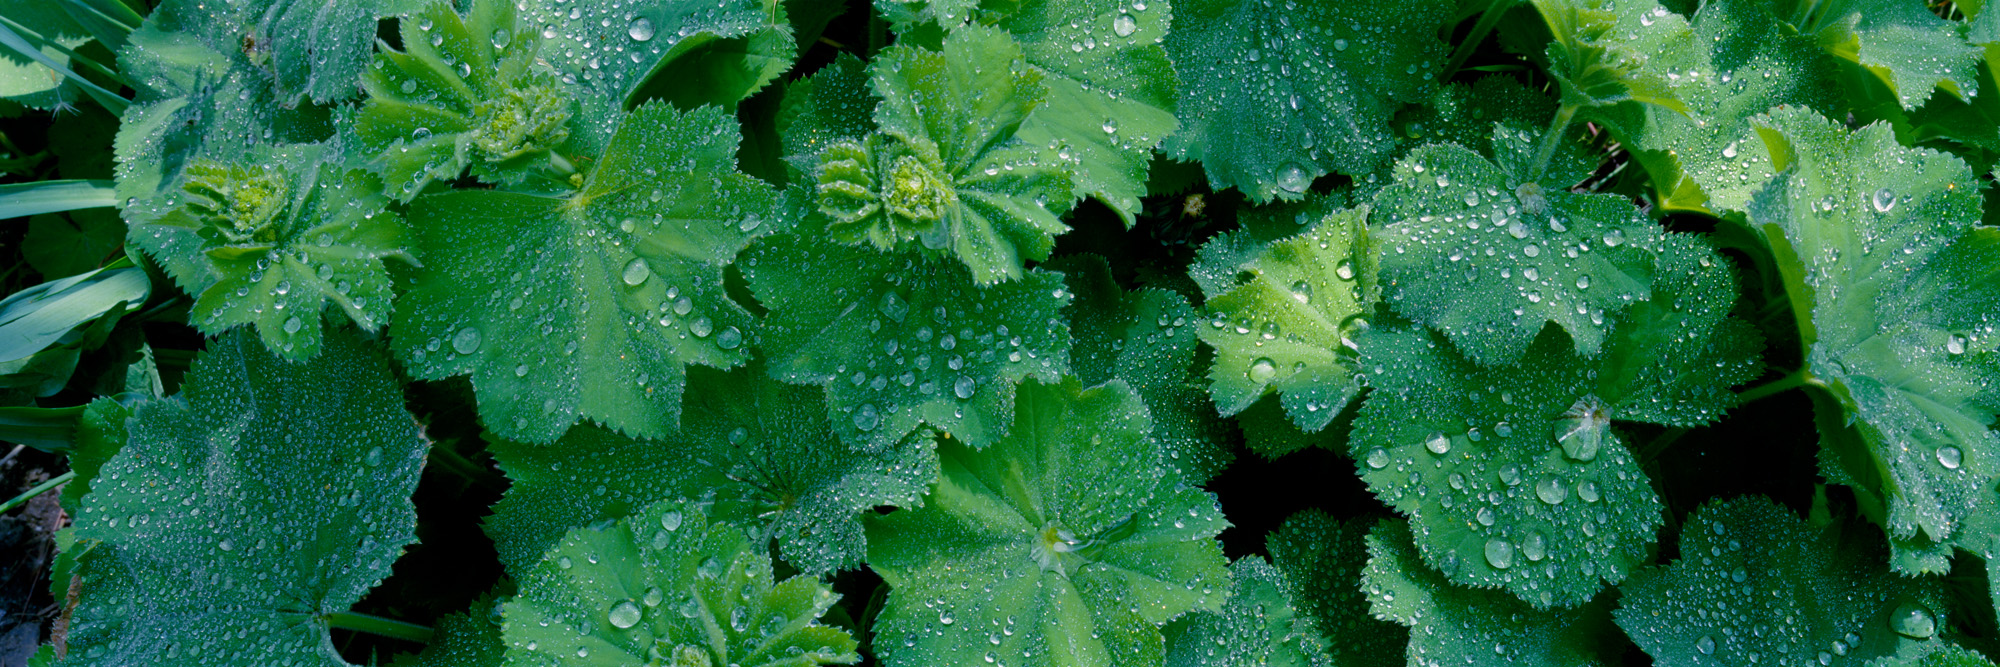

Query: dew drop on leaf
[[1112, 14, 1138, 37], [608, 600, 642, 629], [1275, 163, 1309, 194], [1424, 432, 1451, 455], [1248, 357, 1278, 383], [622, 258, 651, 286], [452, 327, 482, 355], [626, 16, 655, 42], [1936, 446, 1962, 470], [1483, 538, 1513, 569], [1889, 602, 1936, 639], [1871, 187, 1896, 212]]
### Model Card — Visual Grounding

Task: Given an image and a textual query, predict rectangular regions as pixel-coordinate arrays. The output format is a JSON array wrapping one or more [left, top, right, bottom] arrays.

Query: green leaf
[[1161, 0, 1447, 202], [392, 103, 779, 444], [62, 329, 429, 667], [1265, 511, 1405, 667], [814, 25, 1076, 284], [1795, 0, 1982, 111], [485, 363, 939, 576], [130, 144, 410, 361], [1371, 142, 1663, 366], [1193, 205, 1375, 433], [989, 0, 1180, 224], [865, 377, 1230, 667], [778, 52, 878, 178], [522, 0, 792, 153], [1528, 0, 1689, 112], [1363, 519, 1618, 667], [0, 179, 115, 218], [1049, 253, 1233, 483], [1350, 234, 1761, 607], [1615, 496, 1951, 665], [262, 0, 425, 104], [353, 0, 576, 199], [24, 209, 125, 279], [743, 218, 1072, 451], [60, 396, 132, 513], [1745, 107, 2000, 572], [1867, 644, 2000, 667], [1583, 0, 1843, 213], [501, 499, 860, 667], [0, 264, 148, 364], [1162, 557, 1333, 667], [389, 594, 504, 667]]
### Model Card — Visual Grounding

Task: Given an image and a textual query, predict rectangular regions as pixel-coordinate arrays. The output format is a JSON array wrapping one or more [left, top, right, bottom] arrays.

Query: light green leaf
[[1265, 511, 1405, 667], [1049, 253, 1233, 483], [1193, 205, 1375, 433], [1363, 519, 1617, 667], [502, 500, 860, 667], [1795, 0, 1982, 110], [815, 25, 1076, 285], [1163, 557, 1333, 667], [523, 0, 792, 153], [263, 0, 425, 104], [354, 0, 575, 199], [1351, 234, 1761, 607], [1615, 496, 1951, 665], [993, 0, 1180, 224], [392, 103, 779, 444], [1162, 0, 1446, 202], [777, 52, 878, 178], [743, 218, 1072, 451], [1746, 107, 2000, 572], [389, 594, 503, 667], [1529, 0, 1690, 112], [484, 363, 939, 576], [1371, 142, 1662, 366], [62, 329, 429, 667], [865, 378, 1230, 667], [0, 179, 115, 219], [128, 144, 410, 361], [0, 264, 147, 364]]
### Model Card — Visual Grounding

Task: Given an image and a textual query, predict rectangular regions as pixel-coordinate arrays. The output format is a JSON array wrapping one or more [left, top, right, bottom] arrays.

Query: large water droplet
[[283, 316, 303, 334], [452, 327, 482, 354], [627, 16, 655, 42], [1936, 446, 1963, 470], [1364, 447, 1390, 469], [1112, 13, 1138, 37], [954, 376, 977, 399], [491, 28, 512, 49], [1424, 432, 1451, 455], [1248, 357, 1278, 383], [1483, 538, 1514, 569], [1889, 602, 1937, 639], [1871, 187, 1896, 213], [661, 511, 683, 531], [1696, 636, 1716, 655], [1946, 333, 1968, 355], [1554, 396, 1608, 462], [608, 600, 643, 629], [622, 258, 651, 286], [1535, 477, 1568, 505], [1275, 163, 1309, 194], [1519, 531, 1547, 561], [853, 404, 881, 432]]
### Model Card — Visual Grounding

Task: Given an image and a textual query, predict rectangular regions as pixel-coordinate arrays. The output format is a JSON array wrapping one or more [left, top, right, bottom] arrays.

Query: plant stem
[[1442, 0, 1512, 81], [1530, 103, 1578, 182], [1736, 369, 1819, 404], [0, 471, 74, 514], [323, 611, 433, 644]]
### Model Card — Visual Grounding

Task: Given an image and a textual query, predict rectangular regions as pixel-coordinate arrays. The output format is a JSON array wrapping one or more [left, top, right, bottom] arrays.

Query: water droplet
[[1696, 635, 1716, 655], [1519, 531, 1547, 561], [283, 316, 302, 334], [1248, 357, 1279, 383], [716, 327, 743, 350], [627, 16, 655, 42], [1889, 602, 1936, 639], [1722, 141, 1739, 159], [1112, 13, 1138, 37], [1275, 163, 1310, 194], [1535, 477, 1568, 505], [491, 29, 512, 49], [1554, 396, 1608, 462], [452, 327, 482, 354], [608, 600, 643, 629], [1937, 446, 1963, 470], [853, 404, 881, 432], [690, 317, 714, 338], [363, 447, 384, 466], [1872, 187, 1896, 213], [1364, 447, 1390, 469], [1424, 432, 1451, 455], [1484, 538, 1514, 569], [661, 511, 683, 531], [954, 376, 977, 399], [1946, 333, 1968, 355], [1333, 38, 1349, 51], [1290, 279, 1314, 302], [1602, 228, 1626, 247], [622, 258, 651, 286], [1335, 260, 1357, 281]]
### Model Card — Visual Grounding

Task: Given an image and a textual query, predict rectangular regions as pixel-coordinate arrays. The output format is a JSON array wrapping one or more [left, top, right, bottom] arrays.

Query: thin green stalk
[[1530, 103, 1578, 182], [1442, 0, 1512, 81], [0, 16, 129, 88], [1736, 369, 1822, 404], [57, 0, 140, 34], [323, 611, 434, 644], [0, 470, 75, 514], [0, 21, 128, 114]]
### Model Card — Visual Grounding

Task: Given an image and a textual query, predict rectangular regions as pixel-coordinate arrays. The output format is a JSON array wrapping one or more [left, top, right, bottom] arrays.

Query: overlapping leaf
[[1050, 254, 1232, 482], [1745, 107, 2000, 572], [392, 103, 779, 444], [354, 0, 574, 199], [1194, 206, 1375, 433], [1616, 497, 1951, 665], [1784, 0, 1982, 110], [522, 0, 793, 153], [1529, 0, 1688, 111], [1352, 234, 1761, 607], [485, 364, 938, 576], [814, 25, 1076, 284], [744, 217, 1072, 451], [865, 378, 1230, 667], [1162, 557, 1332, 667], [1266, 511, 1405, 667], [62, 330, 429, 667], [129, 144, 409, 361], [1363, 519, 1617, 667], [1162, 0, 1446, 202], [1371, 142, 1662, 366], [502, 500, 859, 667]]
